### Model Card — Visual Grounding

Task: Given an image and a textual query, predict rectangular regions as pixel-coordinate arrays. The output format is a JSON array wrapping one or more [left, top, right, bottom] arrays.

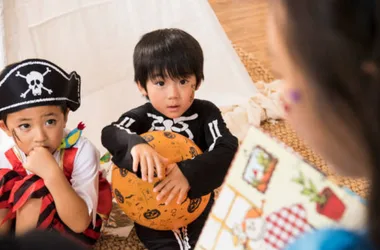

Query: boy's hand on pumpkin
[[131, 143, 169, 182], [153, 163, 190, 205]]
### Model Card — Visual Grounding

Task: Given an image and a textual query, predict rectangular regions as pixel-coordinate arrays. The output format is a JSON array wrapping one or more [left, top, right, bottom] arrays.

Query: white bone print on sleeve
[[113, 116, 136, 134], [208, 119, 222, 151]]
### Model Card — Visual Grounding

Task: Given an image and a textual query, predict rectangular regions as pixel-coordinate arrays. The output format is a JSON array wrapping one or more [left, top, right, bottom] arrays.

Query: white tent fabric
[[0, 0, 272, 153]]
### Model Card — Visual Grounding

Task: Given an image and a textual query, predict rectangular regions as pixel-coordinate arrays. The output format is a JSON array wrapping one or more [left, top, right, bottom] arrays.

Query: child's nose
[[168, 85, 180, 99], [34, 128, 48, 144]]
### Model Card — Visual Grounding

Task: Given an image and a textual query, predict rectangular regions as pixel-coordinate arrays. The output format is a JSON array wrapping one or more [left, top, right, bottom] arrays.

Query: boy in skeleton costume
[[0, 59, 112, 246], [102, 28, 239, 249]]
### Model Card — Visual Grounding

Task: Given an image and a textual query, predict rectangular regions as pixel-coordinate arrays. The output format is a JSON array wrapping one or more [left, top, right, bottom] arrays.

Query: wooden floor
[[209, 0, 271, 69]]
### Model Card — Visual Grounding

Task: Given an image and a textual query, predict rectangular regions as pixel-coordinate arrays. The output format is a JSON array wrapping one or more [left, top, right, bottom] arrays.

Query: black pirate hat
[[0, 58, 81, 116]]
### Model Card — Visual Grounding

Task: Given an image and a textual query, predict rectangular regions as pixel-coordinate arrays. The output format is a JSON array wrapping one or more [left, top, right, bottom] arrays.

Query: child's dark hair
[[276, 0, 380, 247], [133, 28, 204, 90]]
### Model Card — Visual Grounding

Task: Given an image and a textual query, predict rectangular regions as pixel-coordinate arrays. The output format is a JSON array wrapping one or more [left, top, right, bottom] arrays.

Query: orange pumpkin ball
[[112, 131, 211, 230]]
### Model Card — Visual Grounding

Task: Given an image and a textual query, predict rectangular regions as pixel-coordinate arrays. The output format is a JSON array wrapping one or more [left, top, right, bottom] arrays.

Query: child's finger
[[165, 187, 180, 206], [146, 156, 155, 183], [131, 152, 140, 172], [153, 177, 169, 193], [140, 156, 148, 181], [154, 156, 165, 179], [156, 181, 174, 201], [177, 188, 188, 204]]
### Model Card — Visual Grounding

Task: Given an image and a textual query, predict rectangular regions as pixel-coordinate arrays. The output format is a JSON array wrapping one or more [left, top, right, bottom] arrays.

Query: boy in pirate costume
[[0, 59, 112, 246], [101, 28, 239, 249]]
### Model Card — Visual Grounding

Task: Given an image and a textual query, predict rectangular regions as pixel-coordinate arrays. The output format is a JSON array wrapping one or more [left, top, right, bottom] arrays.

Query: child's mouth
[[167, 105, 180, 111], [30, 145, 53, 154]]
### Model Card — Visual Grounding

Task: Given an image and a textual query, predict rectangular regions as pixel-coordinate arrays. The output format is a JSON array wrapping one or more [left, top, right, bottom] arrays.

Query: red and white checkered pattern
[[264, 204, 312, 249]]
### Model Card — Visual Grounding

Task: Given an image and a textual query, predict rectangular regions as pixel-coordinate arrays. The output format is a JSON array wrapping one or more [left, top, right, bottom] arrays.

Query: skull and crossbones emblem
[[16, 67, 53, 98]]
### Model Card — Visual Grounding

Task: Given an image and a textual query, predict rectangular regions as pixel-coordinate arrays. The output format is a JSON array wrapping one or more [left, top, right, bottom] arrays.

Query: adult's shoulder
[[286, 228, 373, 250]]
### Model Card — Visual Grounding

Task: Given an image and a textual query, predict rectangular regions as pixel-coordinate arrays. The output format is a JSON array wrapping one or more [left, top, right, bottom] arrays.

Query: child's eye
[[18, 124, 30, 131], [179, 79, 188, 85], [155, 81, 165, 87], [46, 119, 57, 126]]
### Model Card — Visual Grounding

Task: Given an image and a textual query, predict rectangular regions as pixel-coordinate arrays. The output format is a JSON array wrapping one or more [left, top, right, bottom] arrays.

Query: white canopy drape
[[0, 0, 258, 152]]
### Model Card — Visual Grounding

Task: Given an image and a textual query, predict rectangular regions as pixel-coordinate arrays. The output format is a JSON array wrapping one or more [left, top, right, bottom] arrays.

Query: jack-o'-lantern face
[[144, 209, 161, 220], [189, 147, 198, 158], [188, 198, 202, 213], [142, 134, 154, 142], [114, 189, 124, 204], [164, 131, 176, 139], [119, 168, 128, 177]]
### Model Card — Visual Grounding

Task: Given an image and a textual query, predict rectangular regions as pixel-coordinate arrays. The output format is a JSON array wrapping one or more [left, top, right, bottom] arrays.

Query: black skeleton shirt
[[101, 99, 238, 199]]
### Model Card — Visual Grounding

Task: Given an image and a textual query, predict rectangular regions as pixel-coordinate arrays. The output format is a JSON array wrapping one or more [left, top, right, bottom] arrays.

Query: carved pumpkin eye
[[187, 198, 201, 213], [143, 209, 161, 220]]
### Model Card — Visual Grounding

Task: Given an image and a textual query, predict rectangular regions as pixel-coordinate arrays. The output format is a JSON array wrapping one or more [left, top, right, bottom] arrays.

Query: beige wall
[[0, 0, 257, 152]]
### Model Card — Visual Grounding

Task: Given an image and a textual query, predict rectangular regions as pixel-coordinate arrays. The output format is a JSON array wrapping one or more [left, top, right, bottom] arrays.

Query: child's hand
[[131, 143, 169, 182], [153, 163, 190, 205], [24, 147, 60, 181]]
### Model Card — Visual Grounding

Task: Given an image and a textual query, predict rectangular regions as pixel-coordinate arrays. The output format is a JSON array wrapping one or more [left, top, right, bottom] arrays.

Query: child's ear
[[195, 82, 202, 90], [0, 121, 11, 137], [63, 108, 70, 127], [137, 82, 148, 97]]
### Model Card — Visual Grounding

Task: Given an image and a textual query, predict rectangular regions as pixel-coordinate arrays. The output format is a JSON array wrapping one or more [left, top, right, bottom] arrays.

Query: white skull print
[[17, 67, 53, 98]]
